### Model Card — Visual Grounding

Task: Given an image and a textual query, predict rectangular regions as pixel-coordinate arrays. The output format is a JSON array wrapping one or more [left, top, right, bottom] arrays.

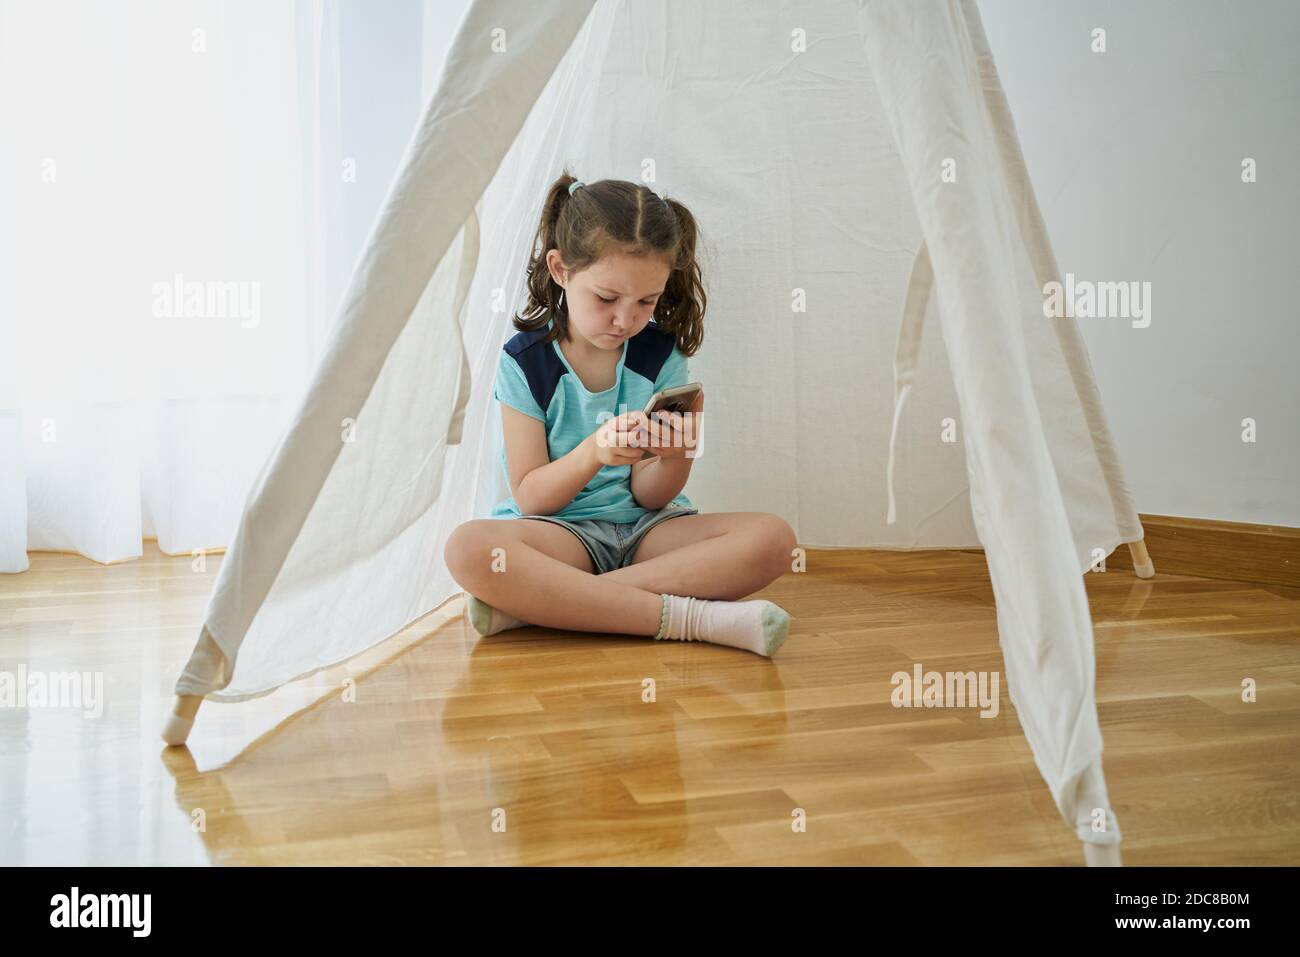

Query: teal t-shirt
[[489, 319, 694, 522]]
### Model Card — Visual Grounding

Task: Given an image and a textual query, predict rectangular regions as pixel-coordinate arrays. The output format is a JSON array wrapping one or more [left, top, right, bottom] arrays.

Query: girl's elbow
[[631, 482, 676, 511], [513, 491, 548, 516]]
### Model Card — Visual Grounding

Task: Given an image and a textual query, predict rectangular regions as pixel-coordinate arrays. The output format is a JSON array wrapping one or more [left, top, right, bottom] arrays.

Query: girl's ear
[[545, 248, 567, 288]]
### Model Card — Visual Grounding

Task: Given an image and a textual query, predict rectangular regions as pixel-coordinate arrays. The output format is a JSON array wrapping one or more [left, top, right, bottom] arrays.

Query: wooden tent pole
[[1127, 538, 1155, 579]]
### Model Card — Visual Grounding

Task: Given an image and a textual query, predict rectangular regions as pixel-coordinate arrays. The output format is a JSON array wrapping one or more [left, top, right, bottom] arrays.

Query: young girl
[[443, 172, 796, 656]]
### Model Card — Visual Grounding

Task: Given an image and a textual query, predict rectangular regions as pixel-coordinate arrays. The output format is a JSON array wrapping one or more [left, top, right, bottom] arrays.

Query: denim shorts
[[518, 502, 699, 574]]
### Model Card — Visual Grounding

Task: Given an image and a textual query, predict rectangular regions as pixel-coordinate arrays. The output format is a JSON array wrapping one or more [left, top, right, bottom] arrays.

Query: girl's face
[[548, 248, 671, 351]]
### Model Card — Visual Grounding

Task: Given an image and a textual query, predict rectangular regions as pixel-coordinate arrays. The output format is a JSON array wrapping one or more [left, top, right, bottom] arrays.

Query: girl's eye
[[596, 294, 660, 306]]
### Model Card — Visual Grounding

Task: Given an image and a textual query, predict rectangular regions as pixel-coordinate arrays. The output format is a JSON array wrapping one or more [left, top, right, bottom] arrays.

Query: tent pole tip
[[161, 694, 203, 746], [1128, 539, 1155, 579], [1083, 842, 1123, 867]]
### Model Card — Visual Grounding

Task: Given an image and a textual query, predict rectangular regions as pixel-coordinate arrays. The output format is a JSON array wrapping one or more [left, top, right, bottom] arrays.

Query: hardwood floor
[[1, 542, 1297, 865]]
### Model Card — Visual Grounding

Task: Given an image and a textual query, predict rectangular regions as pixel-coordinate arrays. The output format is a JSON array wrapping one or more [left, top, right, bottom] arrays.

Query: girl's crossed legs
[[443, 512, 796, 637]]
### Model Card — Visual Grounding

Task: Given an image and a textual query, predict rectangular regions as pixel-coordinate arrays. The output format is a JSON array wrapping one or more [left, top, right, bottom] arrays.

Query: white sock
[[466, 594, 530, 636], [653, 594, 791, 657]]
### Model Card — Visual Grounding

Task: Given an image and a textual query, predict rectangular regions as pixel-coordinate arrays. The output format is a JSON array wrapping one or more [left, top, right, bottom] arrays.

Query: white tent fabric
[[174, 0, 1141, 852]]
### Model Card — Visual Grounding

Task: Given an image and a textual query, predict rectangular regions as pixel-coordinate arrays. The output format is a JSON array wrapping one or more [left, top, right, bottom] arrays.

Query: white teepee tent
[[169, 0, 1152, 864]]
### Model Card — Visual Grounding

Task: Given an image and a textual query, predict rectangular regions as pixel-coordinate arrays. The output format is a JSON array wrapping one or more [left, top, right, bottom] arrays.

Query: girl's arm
[[501, 404, 604, 516], [630, 454, 693, 510], [630, 398, 702, 509]]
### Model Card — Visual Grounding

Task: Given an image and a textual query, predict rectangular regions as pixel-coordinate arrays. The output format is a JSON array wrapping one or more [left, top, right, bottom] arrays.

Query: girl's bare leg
[[444, 519, 663, 635], [601, 512, 796, 600]]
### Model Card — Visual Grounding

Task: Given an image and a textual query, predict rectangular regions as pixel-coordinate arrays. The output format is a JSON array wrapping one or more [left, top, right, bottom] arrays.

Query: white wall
[[979, 0, 1299, 526]]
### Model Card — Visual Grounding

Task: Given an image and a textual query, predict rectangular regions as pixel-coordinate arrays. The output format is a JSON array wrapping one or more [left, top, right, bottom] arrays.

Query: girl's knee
[[443, 520, 498, 586], [755, 513, 798, 575]]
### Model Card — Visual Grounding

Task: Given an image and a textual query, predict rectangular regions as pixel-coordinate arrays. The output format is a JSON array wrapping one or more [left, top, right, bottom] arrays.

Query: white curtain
[[0, 0, 448, 572]]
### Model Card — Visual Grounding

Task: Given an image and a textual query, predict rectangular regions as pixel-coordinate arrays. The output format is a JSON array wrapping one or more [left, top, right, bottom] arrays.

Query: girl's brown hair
[[514, 169, 706, 357]]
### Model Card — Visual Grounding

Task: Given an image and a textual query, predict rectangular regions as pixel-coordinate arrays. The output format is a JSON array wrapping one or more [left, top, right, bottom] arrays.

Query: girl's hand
[[640, 391, 703, 460], [591, 411, 651, 468]]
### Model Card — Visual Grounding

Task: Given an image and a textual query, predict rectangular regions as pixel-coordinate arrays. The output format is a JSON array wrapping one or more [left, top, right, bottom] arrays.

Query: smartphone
[[642, 382, 702, 418], [635, 382, 703, 459]]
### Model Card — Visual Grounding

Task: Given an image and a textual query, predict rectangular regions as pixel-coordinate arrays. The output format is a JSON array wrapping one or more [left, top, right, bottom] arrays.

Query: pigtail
[[515, 170, 582, 340], [654, 197, 706, 358]]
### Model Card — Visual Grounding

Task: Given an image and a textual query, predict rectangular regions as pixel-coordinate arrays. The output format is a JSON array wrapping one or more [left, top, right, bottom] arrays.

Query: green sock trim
[[654, 594, 670, 640], [760, 602, 792, 656], [466, 594, 494, 636]]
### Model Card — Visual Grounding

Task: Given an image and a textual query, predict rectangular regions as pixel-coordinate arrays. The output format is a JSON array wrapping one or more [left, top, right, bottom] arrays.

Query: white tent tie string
[[445, 207, 481, 446], [886, 240, 933, 525]]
